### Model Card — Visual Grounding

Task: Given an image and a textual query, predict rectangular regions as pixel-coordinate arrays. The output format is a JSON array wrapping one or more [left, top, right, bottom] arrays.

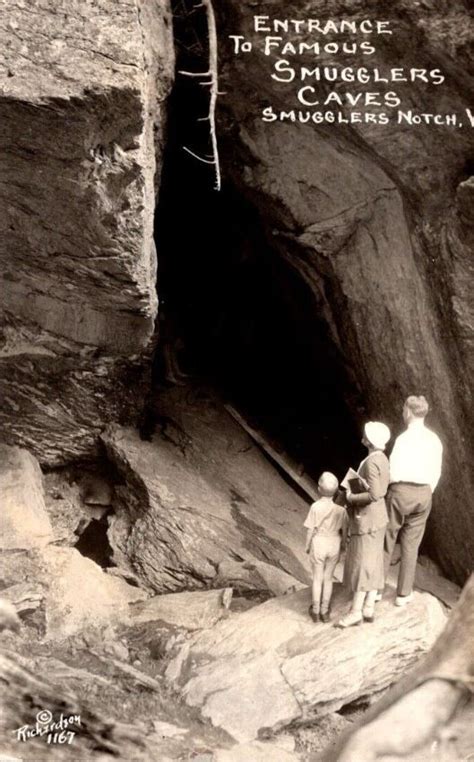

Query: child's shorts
[[310, 535, 341, 567]]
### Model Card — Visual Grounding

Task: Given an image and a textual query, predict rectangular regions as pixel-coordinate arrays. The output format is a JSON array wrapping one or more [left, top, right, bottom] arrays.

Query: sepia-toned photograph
[[0, 1, 473, 760]]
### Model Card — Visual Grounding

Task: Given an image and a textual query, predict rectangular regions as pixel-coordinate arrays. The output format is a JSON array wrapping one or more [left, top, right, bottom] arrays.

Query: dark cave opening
[[151, 6, 365, 484], [74, 512, 114, 569]]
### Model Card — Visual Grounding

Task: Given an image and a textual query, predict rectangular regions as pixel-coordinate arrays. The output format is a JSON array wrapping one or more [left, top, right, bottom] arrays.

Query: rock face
[[0, 441, 146, 639], [38, 546, 147, 640], [43, 466, 112, 546], [0, 0, 174, 465], [102, 387, 311, 593], [165, 587, 447, 742], [0, 444, 53, 549], [130, 588, 233, 631], [216, 0, 474, 584], [0, 545, 147, 640], [216, 558, 306, 597], [213, 740, 301, 761]]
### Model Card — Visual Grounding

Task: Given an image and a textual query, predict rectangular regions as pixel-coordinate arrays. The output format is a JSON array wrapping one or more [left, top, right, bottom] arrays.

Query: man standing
[[384, 396, 443, 606]]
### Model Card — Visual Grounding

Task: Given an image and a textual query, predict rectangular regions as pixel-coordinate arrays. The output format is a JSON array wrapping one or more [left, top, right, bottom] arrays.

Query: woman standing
[[337, 421, 391, 628]]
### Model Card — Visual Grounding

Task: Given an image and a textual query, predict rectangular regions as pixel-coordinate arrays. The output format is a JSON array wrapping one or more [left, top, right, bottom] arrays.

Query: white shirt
[[389, 420, 443, 492], [304, 496, 346, 536]]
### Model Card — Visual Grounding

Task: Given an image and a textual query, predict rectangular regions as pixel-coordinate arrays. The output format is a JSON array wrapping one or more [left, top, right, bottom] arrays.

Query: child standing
[[304, 472, 347, 623]]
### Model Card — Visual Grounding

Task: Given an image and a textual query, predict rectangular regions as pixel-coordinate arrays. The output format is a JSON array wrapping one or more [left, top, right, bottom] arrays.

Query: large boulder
[[38, 546, 147, 640], [0, 545, 147, 641], [216, 0, 474, 583], [0, 545, 146, 641], [0, 0, 174, 465], [165, 587, 447, 742], [0, 444, 53, 550], [101, 387, 311, 593]]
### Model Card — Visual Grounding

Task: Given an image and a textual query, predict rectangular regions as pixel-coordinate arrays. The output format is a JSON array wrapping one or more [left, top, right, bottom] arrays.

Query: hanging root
[[179, 0, 221, 190]]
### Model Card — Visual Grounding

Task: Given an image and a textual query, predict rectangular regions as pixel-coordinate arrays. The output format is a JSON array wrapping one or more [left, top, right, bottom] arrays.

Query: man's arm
[[388, 434, 404, 484], [429, 435, 443, 492]]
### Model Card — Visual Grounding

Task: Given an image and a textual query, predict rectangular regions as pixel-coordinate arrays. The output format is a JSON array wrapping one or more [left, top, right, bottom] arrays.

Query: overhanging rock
[[0, 0, 174, 465]]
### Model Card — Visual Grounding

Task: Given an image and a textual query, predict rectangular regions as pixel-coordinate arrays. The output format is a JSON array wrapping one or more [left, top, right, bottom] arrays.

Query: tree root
[[180, 0, 221, 190]]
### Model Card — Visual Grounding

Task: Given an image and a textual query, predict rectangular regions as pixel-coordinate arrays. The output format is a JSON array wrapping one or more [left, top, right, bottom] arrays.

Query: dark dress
[[344, 450, 389, 592]]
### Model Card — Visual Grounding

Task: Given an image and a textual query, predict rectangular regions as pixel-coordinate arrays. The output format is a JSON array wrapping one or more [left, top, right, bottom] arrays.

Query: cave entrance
[[154, 183, 363, 482], [74, 511, 114, 569], [152, 8, 365, 486]]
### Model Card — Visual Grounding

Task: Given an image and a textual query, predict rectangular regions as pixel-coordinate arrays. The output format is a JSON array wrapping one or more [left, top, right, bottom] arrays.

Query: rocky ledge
[[164, 586, 447, 743]]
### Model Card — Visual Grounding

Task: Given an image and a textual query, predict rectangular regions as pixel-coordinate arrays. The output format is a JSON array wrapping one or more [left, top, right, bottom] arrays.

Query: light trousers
[[310, 535, 340, 612], [384, 483, 432, 596]]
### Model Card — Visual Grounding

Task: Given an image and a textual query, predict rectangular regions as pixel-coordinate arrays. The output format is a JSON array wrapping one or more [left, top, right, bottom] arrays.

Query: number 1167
[[47, 731, 75, 744]]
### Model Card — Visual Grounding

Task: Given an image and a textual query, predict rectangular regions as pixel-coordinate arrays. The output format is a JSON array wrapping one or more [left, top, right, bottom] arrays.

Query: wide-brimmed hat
[[364, 421, 391, 450]]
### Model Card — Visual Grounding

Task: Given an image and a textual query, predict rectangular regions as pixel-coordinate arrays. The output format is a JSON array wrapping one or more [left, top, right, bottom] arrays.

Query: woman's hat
[[364, 421, 391, 450]]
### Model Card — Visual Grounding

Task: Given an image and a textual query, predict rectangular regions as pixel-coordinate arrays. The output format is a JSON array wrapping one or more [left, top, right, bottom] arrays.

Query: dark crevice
[[337, 697, 373, 717], [74, 511, 114, 569]]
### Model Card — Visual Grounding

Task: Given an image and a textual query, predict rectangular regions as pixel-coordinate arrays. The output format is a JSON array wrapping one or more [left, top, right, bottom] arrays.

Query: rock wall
[[216, 0, 474, 583], [0, 0, 174, 464]]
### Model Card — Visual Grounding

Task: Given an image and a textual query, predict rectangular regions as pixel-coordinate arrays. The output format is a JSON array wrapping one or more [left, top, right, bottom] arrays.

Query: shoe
[[308, 605, 320, 622], [335, 611, 363, 628], [374, 592, 383, 602], [395, 592, 414, 606], [320, 610, 331, 623], [362, 606, 375, 623]]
